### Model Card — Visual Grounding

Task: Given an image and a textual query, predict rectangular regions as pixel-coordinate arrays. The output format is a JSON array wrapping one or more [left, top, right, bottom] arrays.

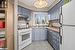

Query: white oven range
[[18, 29, 32, 50]]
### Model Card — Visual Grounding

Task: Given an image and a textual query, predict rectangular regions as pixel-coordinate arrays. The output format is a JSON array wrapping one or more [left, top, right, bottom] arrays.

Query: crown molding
[[18, 0, 60, 11]]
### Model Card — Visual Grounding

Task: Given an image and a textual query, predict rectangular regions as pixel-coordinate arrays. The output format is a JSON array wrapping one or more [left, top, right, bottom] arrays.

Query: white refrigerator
[[61, 0, 75, 50]]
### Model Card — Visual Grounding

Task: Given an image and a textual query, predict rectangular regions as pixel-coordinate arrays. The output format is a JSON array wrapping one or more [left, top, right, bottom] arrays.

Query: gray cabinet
[[18, 6, 22, 15], [40, 29, 47, 40], [47, 29, 60, 50], [32, 28, 41, 41], [48, 1, 63, 20], [18, 6, 31, 17], [32, 28, 47, 41], [49, 8, 60, 20], [34, 28, 40, 40], [32, 28, 35, 41]]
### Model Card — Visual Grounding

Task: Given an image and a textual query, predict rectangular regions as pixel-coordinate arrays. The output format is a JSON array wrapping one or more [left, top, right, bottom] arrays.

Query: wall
[[7, 0, 14, 50], [48, 0, 63, 20], [14, 0, 18, 50]]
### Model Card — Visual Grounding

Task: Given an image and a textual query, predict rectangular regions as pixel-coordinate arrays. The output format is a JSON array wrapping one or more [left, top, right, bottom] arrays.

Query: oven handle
[[19, 31, 31, 36]]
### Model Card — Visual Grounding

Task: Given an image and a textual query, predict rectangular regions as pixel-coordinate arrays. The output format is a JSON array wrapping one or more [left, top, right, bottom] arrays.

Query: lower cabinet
[[32, 28, 47, 41], [47, 29, 60, 50]]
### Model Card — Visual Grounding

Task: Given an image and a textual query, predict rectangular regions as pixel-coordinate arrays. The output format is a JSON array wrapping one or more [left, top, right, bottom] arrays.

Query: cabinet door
[[47, 30, 49, 41], [32, 28, 40, 41], [18, 6, 22, 14], [47, 30, 53, 45], [32, 28, 35, 41], [22, 8, 24, 15], [34, 28, 40, 41], [40, 28, 47, 40], [51, 31, 60, 50]]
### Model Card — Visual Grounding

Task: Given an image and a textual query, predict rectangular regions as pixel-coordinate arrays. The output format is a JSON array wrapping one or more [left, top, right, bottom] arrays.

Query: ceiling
[[19, 0, 60, 11]]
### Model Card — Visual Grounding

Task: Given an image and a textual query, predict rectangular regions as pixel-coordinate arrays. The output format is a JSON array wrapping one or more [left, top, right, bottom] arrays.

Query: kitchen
[[0, 0, 75, 50], [17, 0, 61, 50]]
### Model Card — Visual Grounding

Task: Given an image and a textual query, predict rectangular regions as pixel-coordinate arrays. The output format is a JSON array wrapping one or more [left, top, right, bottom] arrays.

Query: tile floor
[[22, 41, 54, 50]]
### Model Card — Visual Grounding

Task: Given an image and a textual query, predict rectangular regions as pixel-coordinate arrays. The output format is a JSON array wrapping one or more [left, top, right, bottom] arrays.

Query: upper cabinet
[[18, 6, 32, 17], [18, 6, 32, 21], [18, 6, 22, 15], [48, 0, 63, 20], [49, 8, 60, 20]]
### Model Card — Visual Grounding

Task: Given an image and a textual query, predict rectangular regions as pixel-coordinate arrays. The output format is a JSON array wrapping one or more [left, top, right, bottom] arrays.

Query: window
[[64, 0, 72, 4], [35, 14, 48, 25]]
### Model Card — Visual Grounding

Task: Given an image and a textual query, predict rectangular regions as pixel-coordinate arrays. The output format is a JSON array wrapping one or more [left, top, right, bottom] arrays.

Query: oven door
[[18, 30, 32, 50], [19, 31, 30, 44], [22, 33, 30, 41]]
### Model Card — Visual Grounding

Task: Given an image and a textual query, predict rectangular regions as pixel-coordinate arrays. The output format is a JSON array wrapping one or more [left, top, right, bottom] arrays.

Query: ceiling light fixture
[[34, 0, 48, 8]]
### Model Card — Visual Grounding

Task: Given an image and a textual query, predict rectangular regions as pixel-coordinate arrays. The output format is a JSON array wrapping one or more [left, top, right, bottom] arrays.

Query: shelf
[[0, 34, 5, 38], [0, 8, 5, 10], [0, 38, 5, 40], [0, 20, 5, 22], [0, 13, 5, 18], [18, 14, 29, 18], [0, 10, 5, 13], [0, 34, 5, 37], [0, 37, 5, 39], [0, 28, 5, 31], [0, 8, 5, 13], [0, 48, 7, 50], [0, 18, 5, 20], [0, 18, 5, 22]]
